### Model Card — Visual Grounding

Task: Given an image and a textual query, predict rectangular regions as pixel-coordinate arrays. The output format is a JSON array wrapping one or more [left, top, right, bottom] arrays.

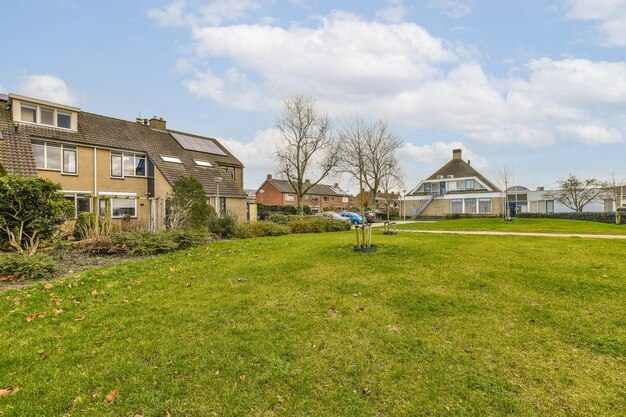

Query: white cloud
[[156, 8, 626, 148], [564, 0, 626, 46], [376, 0, 408, 23], [18, 75, 78, 105], [428, 0, 472, 18], [148, 0, 262, 28], [400, 141, 488, 169]]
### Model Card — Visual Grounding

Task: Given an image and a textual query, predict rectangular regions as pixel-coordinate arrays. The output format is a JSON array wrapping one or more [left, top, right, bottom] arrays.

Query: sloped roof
[[421, 158, 500, 192], [266, 178, 350, 196], [0, 96, 246, 197]]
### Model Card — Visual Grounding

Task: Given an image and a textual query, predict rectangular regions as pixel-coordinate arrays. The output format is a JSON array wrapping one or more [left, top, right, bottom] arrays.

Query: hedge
[[517, 212, 626, 224]]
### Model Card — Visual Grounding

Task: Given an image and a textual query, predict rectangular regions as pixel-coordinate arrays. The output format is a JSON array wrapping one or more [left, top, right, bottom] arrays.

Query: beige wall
[[406, 196, 505, 218]]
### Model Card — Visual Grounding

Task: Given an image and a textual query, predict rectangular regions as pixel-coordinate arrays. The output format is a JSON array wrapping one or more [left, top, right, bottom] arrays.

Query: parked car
[[364, 211, 376, 223], [338, 211, 363, 225], [316, 212, 351, 222]]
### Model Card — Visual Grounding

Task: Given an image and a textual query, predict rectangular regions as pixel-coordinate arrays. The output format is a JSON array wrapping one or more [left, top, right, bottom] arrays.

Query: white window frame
[[194, 159, 212, 167], [32, 140, 78, 174], [63, 192, 92, 218], [111, 151, 147, 178], [98, 193, 138, 219], [160, 155, 182, 164], [451, 199, 463, 214], [323, 196, 330, 202], [20, 102, 74, 130], [478, 198, 492, 214], [285, 194, 295, 202]]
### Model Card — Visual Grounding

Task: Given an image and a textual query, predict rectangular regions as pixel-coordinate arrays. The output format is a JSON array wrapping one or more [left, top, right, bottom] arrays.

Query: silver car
[[315, 212, 351, 222]]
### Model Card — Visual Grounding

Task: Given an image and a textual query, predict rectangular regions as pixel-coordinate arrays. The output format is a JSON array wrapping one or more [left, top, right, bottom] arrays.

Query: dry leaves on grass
[[105, 390, 119, 403], [75, 316, 85, 321], [0, 387, 19, 397], [43, 283, 54, 291]]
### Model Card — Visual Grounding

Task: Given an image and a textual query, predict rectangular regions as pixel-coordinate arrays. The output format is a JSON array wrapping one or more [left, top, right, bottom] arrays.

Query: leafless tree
[[274, 95, 339, 213], [337, 118, 403, 216], [380, 160, 405, 221], [603, 173, 623, 223], [544, 174, 607, 213], [496, 165, 514, 219]]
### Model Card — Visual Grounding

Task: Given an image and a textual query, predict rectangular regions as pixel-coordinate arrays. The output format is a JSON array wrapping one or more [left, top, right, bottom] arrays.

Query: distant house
[[507, 186, 623, 214], [256, 174, 351, 213], [352, 191, 400, 216], [0, 93, 250, 228], [402, 149, 504, 218]]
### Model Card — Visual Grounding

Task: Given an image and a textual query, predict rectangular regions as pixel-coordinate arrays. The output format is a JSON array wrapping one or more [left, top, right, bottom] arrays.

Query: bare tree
[[496, 165, 513, 220], [337, 118, 403, 216], [604, 173, 623, 223], [275, 95, 339, 213], [544, 174, 607, 213], [380, 160, 405, 221]]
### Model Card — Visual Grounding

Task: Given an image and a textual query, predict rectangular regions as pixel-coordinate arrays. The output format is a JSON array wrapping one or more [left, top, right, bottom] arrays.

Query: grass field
[[397, 217, 626, 235], [1, 229, 625, 416]]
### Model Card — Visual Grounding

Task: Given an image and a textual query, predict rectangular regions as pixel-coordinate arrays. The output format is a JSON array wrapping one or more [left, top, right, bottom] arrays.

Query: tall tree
[[496, 165, 513, 219], [338, 118, 403, 215], [544, 174, 606, 213], [275, 95, 339, 214]]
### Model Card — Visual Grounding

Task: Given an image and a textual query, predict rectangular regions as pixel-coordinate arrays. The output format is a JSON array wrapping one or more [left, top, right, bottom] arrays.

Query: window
[[160, 155, 182, 164], [99, 197, 137, 218], [451, 199, 463, 213], [64, 193, 92, 218], [57, 112, 71, 129], [546, 200, 554, 213], [285, 194, 295, 202], [423, 183, 432, 192], [31, 140, 76, 174], [21, 104, 37, 123], [224, 167, 235, 181], [457, 180, 465, 190], [41, 107, 54, 126], [220, 197, 226, 215], [111, 152, 147, 177], [478, 198, 491, 214], [194, 159, 212, 167], [323, 196, 330, 202], [464, 198, 476, 214], [20, 102, 74, 129], [342, 197, 349, 203], [465, 179, 475, 190]]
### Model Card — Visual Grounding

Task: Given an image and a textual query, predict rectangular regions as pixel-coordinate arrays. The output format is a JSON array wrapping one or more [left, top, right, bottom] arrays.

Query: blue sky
[[2, 0, 626, 192]]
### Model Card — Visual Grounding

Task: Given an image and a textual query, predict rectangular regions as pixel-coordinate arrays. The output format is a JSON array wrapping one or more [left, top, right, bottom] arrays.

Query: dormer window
[[19, 102, 76, 130]]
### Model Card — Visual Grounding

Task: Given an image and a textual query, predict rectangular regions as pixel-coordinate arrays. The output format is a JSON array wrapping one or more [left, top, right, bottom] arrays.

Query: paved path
[[395, 229, 626, 239]]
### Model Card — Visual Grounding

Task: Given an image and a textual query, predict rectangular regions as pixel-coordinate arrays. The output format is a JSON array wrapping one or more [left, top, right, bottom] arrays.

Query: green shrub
[[0, 175, 74, 254], [114, 230, 178, 256], [0, 252, 57, 281], [287, 217, 351, 233], [236, 221, 290, 238], [208, 211, 239, 239], [518, 212, 625, 224], [170, 229, 211, 249], [268, 214, 308, 225], [167, 176, 211, 230]]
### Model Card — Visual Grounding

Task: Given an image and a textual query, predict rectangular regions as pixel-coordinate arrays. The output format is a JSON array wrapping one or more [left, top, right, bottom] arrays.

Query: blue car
[[338, 211, 363, 225]]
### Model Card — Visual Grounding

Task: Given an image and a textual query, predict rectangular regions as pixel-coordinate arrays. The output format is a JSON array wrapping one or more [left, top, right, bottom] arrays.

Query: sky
[[1, 0, 626, 193]]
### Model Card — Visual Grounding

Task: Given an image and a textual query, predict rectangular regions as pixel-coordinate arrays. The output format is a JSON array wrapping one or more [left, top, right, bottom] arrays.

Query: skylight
[[194, 159, 212, 167], [160, 155, 182, 164]]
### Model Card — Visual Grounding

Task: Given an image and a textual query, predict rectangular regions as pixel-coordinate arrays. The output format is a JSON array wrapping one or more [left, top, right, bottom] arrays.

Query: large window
[[32, 140, 77, 174], [451, 199, 463, 213], [20, 102, 74, 130], [285, 194, 295, 202], [478, 198, 491, 214], [99, 197, 137, 218], [111, 152, 146, 178], [464, 198, 476, 214], [64, 193, 91, 218], [465, 179, 475, 190]]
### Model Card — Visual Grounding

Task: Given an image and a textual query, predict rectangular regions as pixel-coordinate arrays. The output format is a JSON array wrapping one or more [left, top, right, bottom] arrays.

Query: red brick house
[[256, 174, 351, 213]]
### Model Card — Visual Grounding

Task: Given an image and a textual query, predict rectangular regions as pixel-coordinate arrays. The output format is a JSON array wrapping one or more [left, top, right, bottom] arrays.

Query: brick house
[[402, 149, 504, 218], [0, 93, 250, 228], [256, 174, 351, 213]]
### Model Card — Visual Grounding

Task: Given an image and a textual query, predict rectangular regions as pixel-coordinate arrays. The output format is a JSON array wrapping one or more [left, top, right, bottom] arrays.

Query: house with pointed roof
[[0, 93, 250, 227], [256, 174, 351, 213], [402, 149, 504, 218]]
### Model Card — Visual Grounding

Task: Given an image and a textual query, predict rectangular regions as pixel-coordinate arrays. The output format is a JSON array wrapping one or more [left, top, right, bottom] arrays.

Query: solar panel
[[171, 132, 227, 156]]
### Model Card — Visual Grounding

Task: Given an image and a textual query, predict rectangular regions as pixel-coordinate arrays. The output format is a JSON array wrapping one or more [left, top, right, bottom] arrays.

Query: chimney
[[468, 159, 471, 166], [149, 116, 167, 131], [334, 183, 339, 187], [452, 149, 462, 160], [266, 173, 273, 180], [136, 117, 144, 124]]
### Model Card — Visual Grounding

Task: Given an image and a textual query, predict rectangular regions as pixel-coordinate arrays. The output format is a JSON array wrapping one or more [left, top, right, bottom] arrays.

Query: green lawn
[[1, 231, 625, 416], [398, 217, 626, 235]]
